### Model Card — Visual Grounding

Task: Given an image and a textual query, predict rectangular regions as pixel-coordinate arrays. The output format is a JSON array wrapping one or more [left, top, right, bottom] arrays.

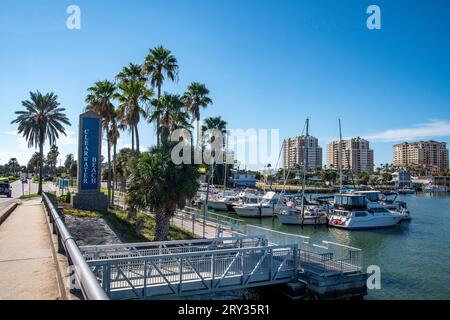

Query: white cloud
[[364, 120, 450, 142]]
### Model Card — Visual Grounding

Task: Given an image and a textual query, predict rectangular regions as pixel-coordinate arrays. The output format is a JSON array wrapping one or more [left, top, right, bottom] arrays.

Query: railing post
[[143, 260, 148, 298], [211, 253, 215, 289], [178, 257, 183, 294]]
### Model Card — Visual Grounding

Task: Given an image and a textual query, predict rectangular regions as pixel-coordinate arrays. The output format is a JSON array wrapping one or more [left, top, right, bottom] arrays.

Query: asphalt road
[[0, 180, 40, 209]]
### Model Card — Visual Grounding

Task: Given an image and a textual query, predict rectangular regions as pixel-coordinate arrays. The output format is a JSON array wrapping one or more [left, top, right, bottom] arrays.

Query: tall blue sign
[[80, 116, 100, 190], [71, 111, 108, 212]]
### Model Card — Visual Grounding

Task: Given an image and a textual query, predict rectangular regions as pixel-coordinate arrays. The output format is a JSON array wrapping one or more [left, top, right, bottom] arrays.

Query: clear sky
[[1, 0, 450, 170]]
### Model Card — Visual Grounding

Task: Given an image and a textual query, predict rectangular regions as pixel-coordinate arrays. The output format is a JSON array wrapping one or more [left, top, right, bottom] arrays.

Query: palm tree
[[28, 152, 42, 176], [183, 82, 213, 152], [150, 93, 191, 143], [8, 158, 19, 176], [116, 63, 147, 83], [109, 111, 120, 205], [47, 144, 59, 177], [116, 79, 152, 154], [115, 148, 133, 191], [11, 91, 70, 194], [142, 46, 179, 147], [127, 143, 199, 240], [85, 80, 117, 205]]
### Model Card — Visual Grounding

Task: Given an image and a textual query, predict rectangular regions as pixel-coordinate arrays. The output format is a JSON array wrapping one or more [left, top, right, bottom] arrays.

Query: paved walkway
[[0, 198, 61, 300]]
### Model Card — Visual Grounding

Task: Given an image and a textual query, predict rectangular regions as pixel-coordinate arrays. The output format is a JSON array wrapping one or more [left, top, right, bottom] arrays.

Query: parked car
[[0, 182, 12, 198]]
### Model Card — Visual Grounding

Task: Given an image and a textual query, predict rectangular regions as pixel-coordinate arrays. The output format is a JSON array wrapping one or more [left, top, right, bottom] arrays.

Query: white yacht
[[228, 192, 261, 212], [353, 190, 411, 221], [234, 192, 287, 218], [328, 194, 407, 230], [207, 190, 240, 211]]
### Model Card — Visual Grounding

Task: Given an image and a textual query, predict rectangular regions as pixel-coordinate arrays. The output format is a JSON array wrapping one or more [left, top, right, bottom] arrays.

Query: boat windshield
[[334, 195, 367, 210]]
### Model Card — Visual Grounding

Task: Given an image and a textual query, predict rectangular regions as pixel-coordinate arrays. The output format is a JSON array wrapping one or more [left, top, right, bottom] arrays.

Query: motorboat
[[328, 194, 407, 230], [207, 190, 240, 211], [234, 192, 288, 218], [353, 190, 411, 221], [228, 192, 262, 212]]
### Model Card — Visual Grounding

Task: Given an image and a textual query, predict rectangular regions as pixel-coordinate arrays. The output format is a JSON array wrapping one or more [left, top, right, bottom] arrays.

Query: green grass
[[19, 194, 41, 199], [63, 207, 193, 242]]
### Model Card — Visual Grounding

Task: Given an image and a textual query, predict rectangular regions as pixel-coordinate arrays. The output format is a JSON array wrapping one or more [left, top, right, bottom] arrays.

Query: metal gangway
[[80, 236, 299, 299]]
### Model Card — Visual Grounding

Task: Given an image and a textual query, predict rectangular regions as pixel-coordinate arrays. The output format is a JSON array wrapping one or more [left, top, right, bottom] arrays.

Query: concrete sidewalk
[[0, 198, 61, 300]]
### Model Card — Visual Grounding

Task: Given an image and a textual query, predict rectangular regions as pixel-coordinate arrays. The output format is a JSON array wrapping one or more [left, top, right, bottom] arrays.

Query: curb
[[0, 202, 19, 225]]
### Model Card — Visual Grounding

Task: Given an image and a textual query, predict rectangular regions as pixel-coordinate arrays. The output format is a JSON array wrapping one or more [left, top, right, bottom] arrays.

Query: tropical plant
[[27, 152, 42, 175], [64, 154, 74, 173], [8, 158, 19, 176], [142, 46, 179, 147], [85, 80, 117, 205], [183, 82, 213, 151], [116, 78, 152, 153], [109, 110, 120, 205], [116, 63, 147, 83], [127, 143, 199, 240], [47, 144, 59, 176], [11, 91, 70, 194], [115, 148, 134, 191], [150, 93, 191, 143]]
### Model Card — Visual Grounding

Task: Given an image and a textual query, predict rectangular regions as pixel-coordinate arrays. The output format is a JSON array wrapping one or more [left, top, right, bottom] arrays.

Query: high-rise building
[[327, 137, 374, 173], [393, 141, 449, 173], [283, 135, 322, 170]]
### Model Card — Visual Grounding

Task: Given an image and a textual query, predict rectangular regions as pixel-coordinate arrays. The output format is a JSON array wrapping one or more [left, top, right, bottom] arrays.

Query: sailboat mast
[[223, 130, 228, 197], [301, 118, 309, 219], [338, 119, 343, 193]]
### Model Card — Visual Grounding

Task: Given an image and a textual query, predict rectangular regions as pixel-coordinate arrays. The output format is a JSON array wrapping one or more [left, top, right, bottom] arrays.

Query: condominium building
[[393, 141, 449, 173], [327, 137, 374, 173], [283, 135, 322, 170]]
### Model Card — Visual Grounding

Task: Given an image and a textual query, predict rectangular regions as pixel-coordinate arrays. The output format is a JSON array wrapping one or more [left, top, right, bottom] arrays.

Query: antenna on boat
[[338, 118, 343, 193]]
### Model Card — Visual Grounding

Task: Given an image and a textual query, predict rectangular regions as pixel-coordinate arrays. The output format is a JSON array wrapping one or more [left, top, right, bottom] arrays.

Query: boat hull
[[278, 214, 328, 225], [234, 206, 274, 218], [208, 201, 229, 211], [329, 215, 404, 230]]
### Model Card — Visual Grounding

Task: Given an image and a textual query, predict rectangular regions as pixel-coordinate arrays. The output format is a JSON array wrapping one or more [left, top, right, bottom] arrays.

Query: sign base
[[71, 192, 108, 212]]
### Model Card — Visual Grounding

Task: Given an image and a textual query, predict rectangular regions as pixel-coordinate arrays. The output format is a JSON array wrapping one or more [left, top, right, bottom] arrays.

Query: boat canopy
[[334, 194, 367, 210]]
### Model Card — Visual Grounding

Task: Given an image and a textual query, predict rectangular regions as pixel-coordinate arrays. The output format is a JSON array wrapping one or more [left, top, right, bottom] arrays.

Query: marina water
[[213, 193, 450, 300]]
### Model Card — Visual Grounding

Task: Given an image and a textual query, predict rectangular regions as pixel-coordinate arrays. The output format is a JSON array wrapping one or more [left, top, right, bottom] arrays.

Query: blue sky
[[1, 0, 450, 169]]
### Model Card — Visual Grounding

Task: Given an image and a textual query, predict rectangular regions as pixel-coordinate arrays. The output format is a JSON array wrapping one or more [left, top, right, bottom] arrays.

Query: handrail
[[86, 244, 298, 264], [80, 236, 261, 251], [42, 193, 109, 300]]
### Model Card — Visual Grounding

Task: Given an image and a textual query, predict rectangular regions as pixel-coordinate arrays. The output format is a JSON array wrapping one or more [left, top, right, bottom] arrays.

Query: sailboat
[[278, 118, 328, 225]]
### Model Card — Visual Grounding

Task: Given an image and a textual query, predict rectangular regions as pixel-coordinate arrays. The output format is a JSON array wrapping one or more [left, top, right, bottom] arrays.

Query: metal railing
[[42, 193, 109, 300], [80, 236, 268, 261], [86, 243, 298, 299]]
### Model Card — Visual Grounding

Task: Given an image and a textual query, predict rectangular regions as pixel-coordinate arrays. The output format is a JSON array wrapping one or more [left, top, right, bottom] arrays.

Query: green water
[[212, 193, 450, 300]]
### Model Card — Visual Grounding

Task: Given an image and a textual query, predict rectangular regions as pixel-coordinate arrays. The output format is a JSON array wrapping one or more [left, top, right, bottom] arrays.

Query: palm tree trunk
[[112, 142, 117, 206], [38, 140, 44, 195], [135, 125, 140, 154], [155, 208, 171, 241], [131, 127, 135, 153], [156, 85, 161, 148], [107, 136, 112, 206]]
